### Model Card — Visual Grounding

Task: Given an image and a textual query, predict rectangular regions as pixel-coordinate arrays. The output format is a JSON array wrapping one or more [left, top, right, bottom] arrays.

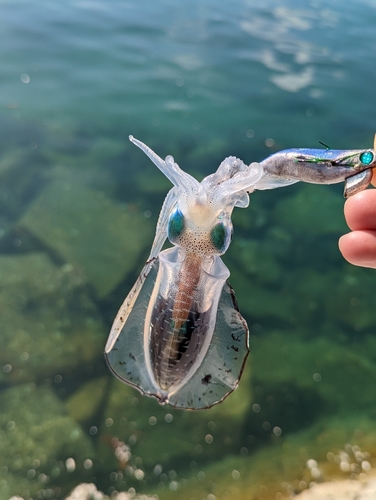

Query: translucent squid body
[[105, 135, 376, 409], [105, 137, 263, 409]]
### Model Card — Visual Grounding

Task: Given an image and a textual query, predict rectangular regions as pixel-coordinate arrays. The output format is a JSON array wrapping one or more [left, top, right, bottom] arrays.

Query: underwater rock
[[250, 331, 376, 418], [0, 473, 35, 500], [0, 148, 26, 176], [243, 263, 376, 335], [231, 238, 282, 286], [231, 200, 268, 231], [294, 476, 376, 499], [0, 252, 103, 383], [65, 482, 156, 499], [19, 174, 152, 298], [65, 483, 108, 500], [324, 266, 376, 331], [65, 376, 109, 422], [44, 148, 120, 197], [156, 415, 376, 500], [229, 266, 295, 326], [65, 377, 109, 423], [0, 147, 48, 221], [95, 363, 253, 483], [0, 384, 95, 499], [274, 184, 346, 236]]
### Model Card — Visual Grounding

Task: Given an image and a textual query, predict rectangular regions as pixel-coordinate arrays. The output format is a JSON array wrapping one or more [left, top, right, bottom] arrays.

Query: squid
[[105, 135, 376, 409]]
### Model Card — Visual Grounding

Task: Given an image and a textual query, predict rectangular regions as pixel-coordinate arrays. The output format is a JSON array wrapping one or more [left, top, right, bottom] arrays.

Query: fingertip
[[338, 233, 346, 254], [339, 230, 376, 269], [343, 189, 376, 231], [338, 232, 356, 261]]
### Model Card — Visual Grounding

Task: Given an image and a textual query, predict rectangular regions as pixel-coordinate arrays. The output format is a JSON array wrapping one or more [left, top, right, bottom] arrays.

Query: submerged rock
[[0, 384, 95, 499], [274, 184, 346, 236], [229, 266, 295, 326], [294, 476, 376, 499], [19, 171, 152, 298], [324, 267, 376, 331], [94, 362, 253, 485], [156, 415, 376, 500], [250, 331, 376, 418], [64, 482, 156, 499], [65, 377, 109, 423], [0, 252, 103, 383], [231, 238, 282, 286], [0, 146, 48, 221]]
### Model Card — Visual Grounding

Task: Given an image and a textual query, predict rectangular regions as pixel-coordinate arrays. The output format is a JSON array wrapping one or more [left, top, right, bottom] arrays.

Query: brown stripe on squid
[[150, 253, 203, 390]]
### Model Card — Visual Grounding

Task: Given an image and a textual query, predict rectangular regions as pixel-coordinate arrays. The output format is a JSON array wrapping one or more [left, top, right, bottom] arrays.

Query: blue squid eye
[[210, 223, 228, 253], [359, 151, 374, 165], [168, 209, 185, 241]]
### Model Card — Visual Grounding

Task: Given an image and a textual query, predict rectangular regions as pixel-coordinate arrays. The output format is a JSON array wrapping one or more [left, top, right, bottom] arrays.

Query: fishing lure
[[256, 134, 376, 197], [105, 135, 376, 410], [105, 137, 263, 409]]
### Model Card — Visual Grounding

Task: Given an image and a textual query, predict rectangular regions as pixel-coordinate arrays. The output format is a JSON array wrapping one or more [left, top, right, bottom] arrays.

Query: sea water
[[1, 0, 376, 498]]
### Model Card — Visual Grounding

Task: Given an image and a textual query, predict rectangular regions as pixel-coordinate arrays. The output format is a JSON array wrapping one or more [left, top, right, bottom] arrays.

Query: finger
[[339, 230, 376, 269], [343, 189, 376, 231]]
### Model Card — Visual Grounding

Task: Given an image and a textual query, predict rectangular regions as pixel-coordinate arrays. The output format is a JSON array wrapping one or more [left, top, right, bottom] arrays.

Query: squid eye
[[359, 151, 374, 165], [168, 209, 185, 241], [210, 223, 228, 253]]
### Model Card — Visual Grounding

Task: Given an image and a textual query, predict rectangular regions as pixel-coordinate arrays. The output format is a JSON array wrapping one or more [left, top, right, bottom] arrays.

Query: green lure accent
[[168, 209, 185, 241], [210, 223, 227, 252], [297, 151, 359, 165], [359, 151, 374, 165]]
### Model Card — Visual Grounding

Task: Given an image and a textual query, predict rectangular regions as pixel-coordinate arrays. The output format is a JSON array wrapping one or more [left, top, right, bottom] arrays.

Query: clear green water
[[1, 0, 376, 499]]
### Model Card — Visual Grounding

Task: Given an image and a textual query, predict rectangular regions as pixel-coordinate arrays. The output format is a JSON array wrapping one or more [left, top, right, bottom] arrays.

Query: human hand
[[339, 169, 376, 269]]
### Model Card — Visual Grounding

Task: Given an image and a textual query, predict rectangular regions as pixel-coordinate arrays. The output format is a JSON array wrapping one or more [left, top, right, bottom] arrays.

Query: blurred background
[[1, 0, 376, 499]]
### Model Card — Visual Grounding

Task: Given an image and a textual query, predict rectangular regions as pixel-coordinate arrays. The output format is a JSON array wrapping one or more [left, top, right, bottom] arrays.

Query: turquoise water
[[1, 0, 376, 499]]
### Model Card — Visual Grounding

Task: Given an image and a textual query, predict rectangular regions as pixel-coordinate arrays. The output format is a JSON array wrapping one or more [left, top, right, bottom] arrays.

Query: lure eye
[[210, 223, 230, 253], [168, 209, 185, 242], [359, 151, 374, 165]]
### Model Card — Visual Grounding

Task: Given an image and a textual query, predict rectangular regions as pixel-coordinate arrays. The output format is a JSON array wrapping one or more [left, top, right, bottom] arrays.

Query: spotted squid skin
[[172, 254, 201, 332]]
